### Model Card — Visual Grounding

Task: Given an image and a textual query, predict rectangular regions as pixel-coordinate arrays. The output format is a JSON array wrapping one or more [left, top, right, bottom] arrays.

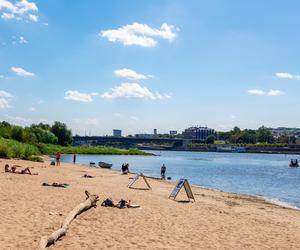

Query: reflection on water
[[61, 151, 300, 208]]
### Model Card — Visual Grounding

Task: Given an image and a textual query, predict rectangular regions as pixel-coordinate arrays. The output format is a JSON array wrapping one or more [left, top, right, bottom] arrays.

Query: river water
[[60, 151, 300, 208]]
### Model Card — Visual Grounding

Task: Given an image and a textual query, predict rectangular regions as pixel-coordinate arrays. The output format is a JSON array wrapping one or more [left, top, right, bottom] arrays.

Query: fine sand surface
[[1, 158, 300, 250]]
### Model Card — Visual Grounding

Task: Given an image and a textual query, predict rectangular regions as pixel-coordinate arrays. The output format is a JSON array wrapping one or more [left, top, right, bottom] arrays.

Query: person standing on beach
[[73, 154, 76, 164], [161, 164, 166, 179], [56, 152, 61, 166]]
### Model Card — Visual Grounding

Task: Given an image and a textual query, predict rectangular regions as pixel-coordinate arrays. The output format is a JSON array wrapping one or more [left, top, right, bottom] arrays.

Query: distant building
[[153, 129, 157, 136], [170, 130, 178, 135], [113, 129, 122, 137], [134, 133, 154, 138], [182, 126, 215, 141], [272, 127, 300, 138]]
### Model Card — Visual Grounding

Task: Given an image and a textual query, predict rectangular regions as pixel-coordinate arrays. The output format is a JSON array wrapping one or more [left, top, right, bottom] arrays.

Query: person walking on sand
[[161, 164, 166, 179], [56, 152, 61, 166], [73, 154, 76, 164]]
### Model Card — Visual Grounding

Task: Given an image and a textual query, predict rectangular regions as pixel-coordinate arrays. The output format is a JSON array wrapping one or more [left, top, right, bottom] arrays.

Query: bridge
[[73, 136, 187, 149]]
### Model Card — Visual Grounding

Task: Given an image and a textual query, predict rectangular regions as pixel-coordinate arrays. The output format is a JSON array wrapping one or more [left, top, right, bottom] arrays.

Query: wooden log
[[37, 191, 99, 250]]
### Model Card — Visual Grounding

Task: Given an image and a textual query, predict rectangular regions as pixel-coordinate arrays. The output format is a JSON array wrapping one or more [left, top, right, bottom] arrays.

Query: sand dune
[[1, 158, 300, 250]]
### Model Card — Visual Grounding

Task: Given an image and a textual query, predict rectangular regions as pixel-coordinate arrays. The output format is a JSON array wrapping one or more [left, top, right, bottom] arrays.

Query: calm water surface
[[61, 151, 300, 208]]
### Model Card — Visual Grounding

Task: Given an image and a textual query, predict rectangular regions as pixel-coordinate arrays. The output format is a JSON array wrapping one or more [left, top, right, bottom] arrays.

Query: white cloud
[[0, 0, 38, 22], [0, 98, 9, 108], [0, 90, 12, 98], [28, 13, 37, 22], [0, 90, 12, 109], [101, 22, 177, 47], [247, 89, 265, 95], [101, 82, 171, 100], [64, 90, 98, 102], [114, 68, 149, 81], [19, 36, 28, 44], [275, 72, 300, 80], [11, 66, 35, 77], [267, 89, 284, 96], [29, 106, 35, 111], [247, 89, 284, 96]]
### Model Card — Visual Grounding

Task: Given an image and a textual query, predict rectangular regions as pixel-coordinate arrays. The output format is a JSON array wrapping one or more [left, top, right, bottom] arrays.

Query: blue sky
[[0, 0, 300, 135]]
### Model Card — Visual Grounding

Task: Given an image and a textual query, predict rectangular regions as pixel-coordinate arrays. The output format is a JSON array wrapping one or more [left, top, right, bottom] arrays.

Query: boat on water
[[289, 159, 299, 168], [98, 161, 112, 169]]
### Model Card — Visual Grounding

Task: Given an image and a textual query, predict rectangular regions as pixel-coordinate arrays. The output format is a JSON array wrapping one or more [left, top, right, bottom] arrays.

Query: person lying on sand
[[82, 173, 94, 178], [101, 198, 140, 208], [4, 164, 38, 175], [42, 182, 69, 188]]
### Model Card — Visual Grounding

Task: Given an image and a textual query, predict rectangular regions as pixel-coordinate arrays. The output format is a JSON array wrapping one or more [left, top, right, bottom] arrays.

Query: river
[[60, 151, 300, 208]]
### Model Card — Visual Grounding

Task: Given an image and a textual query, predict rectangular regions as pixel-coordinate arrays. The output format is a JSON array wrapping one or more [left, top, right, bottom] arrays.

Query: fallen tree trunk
[[37, 191, 99, 250]]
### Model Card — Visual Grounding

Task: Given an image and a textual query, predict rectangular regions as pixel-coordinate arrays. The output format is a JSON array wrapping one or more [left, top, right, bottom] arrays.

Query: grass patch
[[37, 143, 151, 156], [0, 138, 42, 161]]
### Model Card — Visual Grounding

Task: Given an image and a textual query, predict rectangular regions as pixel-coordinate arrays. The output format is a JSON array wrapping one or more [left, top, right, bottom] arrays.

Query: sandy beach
[[1, 158, 300, 250]]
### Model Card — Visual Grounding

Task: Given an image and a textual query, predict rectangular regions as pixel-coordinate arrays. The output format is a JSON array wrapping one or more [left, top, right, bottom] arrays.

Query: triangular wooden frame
[[127, 173, 152, 190], [169, 178, 195, 202]]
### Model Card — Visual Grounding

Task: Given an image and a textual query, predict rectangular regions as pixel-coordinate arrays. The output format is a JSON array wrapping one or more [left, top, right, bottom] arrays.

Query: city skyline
[[1, 0, 300, 136]]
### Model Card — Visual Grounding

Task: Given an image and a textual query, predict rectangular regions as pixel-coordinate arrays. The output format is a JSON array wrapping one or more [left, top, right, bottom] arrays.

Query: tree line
[[0, 121, 73, 146], [216, 126, 296, 144]]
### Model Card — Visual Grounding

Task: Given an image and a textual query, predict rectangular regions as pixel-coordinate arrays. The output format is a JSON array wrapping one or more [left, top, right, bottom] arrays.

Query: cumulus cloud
[[28, 13, 37, 22], [101, 82, 171, 100], [0, 90, 12, 109], [11, 66, 35, 77], [114, 68, 149, 81], [19, 36, 28, 44], [64, 90, 98, 102], [101, 22, 177, 47], [0, 0, 38, 22], [247, 89, 284, 96], [275, 72, 300, 80], [247, 89, 265, 96], [267, 89, 284, 96]]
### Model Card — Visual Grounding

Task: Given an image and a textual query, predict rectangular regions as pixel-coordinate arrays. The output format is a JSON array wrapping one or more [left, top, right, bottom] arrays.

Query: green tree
[[51, 121, 72, 146], [240, 129, 257, 144], [257, 126, 274, 143], [22, 128, 37, 144], [206, 135, 215, 144], [11, 126, 23, 142]]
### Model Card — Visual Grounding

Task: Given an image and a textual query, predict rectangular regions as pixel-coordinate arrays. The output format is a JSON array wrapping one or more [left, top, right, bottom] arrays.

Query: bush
[[0, 138, 41, 160], [0, 144, 11, 158], [28, 155, 44, 162]]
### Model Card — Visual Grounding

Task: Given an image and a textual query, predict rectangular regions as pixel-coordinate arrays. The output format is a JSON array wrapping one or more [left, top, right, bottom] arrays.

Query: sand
[[1, 158, 300, 250]]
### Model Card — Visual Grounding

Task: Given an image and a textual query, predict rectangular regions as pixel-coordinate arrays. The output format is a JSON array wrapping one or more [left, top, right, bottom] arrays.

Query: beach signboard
[[127, 173, 151, 190], [169, 178, 195, 201]]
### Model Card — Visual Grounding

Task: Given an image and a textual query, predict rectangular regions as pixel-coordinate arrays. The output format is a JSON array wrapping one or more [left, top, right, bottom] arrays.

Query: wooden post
[[37, 191, 99, 249]]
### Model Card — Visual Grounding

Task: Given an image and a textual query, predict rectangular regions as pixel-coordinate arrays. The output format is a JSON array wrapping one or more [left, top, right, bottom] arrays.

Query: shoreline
[[60, 158, 300, 211], [2, 158, 300, 249]]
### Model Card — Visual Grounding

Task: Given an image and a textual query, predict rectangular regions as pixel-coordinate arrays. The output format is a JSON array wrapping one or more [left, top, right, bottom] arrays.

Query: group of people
[[55, 152, 76, 166], [121, 163, 167, 179]]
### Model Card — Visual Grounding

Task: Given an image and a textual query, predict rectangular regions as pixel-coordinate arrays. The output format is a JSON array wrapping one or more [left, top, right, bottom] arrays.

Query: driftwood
[[37, 191, 99, 249]]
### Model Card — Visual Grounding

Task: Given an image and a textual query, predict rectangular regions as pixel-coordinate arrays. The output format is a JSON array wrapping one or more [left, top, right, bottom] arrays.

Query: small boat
[[98, 161, 112, 169], [289, 159, 299, 168], [90, 162, 96, 167]]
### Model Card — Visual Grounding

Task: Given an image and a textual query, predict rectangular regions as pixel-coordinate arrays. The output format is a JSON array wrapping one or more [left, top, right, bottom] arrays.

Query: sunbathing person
[[4, 164, 38, 175], [42, 182, 69, 188], [101, 198, 140, 208], [82, 173, 94, 178]]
